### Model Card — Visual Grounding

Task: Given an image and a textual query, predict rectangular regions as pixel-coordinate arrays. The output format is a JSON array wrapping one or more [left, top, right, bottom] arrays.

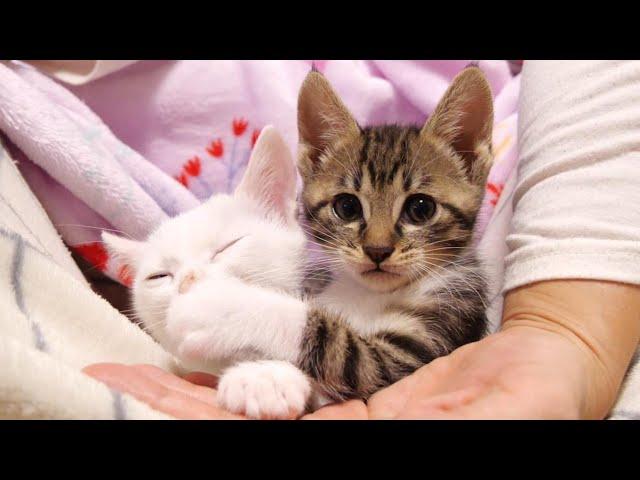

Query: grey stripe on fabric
[[110, 389, 127, 420], [9, 235, 47, 351], [0, 193, 52, 258], [0, 225, 50, 259]]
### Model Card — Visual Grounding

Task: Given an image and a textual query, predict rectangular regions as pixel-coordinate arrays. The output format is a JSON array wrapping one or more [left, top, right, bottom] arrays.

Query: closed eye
[[146, 272, 173, 281], [211, 236, 246, 261]]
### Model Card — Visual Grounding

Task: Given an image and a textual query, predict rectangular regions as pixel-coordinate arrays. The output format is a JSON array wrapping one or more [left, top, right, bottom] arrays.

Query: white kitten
[[103, 126, 313, 419]]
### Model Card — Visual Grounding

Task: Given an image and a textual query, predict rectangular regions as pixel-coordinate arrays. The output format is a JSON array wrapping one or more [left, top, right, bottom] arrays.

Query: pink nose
[[178, 271, 199, 294]]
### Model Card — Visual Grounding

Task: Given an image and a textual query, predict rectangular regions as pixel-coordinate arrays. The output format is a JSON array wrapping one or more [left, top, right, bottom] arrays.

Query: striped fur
[[295, 66, 494, 402]]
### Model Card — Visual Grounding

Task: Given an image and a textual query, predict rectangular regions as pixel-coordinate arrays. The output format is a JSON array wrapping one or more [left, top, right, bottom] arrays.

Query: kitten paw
[[217, 360, 311, 420]]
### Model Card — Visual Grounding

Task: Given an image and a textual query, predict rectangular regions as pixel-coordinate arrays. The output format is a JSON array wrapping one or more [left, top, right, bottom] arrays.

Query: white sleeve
[[504, 60, 640, 292]]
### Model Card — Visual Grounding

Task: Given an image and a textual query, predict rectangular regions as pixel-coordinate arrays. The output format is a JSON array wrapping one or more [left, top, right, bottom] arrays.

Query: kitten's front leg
[[165, 273, 308, 365], [166, 274, 315, 419], [217, 360, 312, 419]]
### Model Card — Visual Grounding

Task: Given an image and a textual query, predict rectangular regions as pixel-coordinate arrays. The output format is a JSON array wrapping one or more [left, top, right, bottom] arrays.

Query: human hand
[[80, 320, 600, 420], [83, 363, 243, 420], [81, 325, 604, 420]]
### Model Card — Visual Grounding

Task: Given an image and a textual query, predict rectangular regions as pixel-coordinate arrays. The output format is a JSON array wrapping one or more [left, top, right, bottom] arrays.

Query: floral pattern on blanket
[[174, 118, 262, 198]]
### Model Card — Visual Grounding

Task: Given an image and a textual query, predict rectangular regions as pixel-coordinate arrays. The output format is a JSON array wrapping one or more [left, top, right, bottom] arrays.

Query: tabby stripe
[[402, 170, 412, 191], [400, 242, 414, 253], [461, 310, 488, 343], [387, 159, 401, 185], [359, 132, 371, 166], [367, 159, 377, 186], [367, 343, 394, 387], [401, 129, 412, 160], [343, 331, 360, 392], [384, 333, 434, 364], [358, 220, 367, 237], [395, 129, 409, 164], [306, 200, 329, 220], [353, 164, 363, 191], [440, 202, 474, 230], [383, 349, 422, 376], [307, 316, 329, 379], [427, 220, 458, 244]]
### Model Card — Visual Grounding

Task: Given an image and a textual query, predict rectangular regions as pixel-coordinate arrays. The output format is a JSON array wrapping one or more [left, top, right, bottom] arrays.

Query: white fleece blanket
[[0, 143, 177, 419], [1, 137, 639, 419]]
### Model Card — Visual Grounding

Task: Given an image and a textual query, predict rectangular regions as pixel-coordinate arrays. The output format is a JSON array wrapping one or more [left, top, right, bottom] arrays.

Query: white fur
[[103, 126, 313, 416], [217, 360, 311, 419], [165, 272, 308, 366]]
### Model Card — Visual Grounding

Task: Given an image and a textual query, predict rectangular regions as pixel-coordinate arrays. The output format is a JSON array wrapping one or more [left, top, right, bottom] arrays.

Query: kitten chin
[[345, 266, 410, 293]]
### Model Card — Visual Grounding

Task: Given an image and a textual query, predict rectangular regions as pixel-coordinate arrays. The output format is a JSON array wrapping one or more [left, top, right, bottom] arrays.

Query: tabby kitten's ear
[[422, 66, 494, 185], [297, 70, 360, 176]]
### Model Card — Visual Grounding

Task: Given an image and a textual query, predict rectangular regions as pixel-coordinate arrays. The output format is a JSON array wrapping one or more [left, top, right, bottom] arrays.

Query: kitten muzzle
[[178, 271, 201, 294]]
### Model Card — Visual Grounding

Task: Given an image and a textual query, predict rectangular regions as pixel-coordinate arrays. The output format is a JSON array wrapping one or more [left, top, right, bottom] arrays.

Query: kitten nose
[[178, 271, 200, 294], [364, 246, 395, 264]]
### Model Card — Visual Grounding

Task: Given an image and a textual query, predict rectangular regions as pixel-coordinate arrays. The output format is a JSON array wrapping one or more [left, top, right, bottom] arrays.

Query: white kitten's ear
[[234, 126, 298, 223], [101, 231, 143, 269], [422, 66, 494, 185]]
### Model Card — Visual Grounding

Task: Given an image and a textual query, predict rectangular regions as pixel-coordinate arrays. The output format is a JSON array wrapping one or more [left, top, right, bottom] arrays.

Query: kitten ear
[[297, 70, 360, 176], [101, 232, 143, 270], [422, 66, 494, 185], [234, 125, 298, 223]]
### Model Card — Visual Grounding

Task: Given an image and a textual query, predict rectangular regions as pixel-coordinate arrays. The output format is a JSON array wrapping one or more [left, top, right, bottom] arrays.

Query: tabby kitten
[[294, 65, 493, 402]]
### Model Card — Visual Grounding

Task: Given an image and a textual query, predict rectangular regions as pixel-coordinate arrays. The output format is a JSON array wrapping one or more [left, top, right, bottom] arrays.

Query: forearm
[[502, 280, 640, 418], [501, 61, 640, 418]]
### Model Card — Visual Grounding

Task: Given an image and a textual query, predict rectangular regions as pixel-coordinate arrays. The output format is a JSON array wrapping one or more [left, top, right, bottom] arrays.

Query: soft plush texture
[[0, 144, 175, 419]]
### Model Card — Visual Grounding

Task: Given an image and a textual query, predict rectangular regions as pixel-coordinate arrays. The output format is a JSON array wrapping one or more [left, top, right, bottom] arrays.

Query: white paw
[[217, 360, 311, 420]]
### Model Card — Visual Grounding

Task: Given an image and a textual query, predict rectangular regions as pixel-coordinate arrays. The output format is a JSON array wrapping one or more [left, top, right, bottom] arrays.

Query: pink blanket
[[0, 60, 520, 284]]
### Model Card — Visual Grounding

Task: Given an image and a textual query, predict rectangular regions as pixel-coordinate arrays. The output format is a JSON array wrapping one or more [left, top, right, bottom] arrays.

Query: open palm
[[85, 322, 605, 420]]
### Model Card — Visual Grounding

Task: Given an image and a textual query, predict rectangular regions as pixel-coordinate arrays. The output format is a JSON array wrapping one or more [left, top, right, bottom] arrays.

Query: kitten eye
[[403, 194, 437, 224], [332, 194, 362, 222], [211, 236, 246, 260], [146, 272, 172, 281]]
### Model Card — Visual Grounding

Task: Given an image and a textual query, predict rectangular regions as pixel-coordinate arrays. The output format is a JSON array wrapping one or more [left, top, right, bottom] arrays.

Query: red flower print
[[206, 139, 224, 158], [487, 182, 504, 207], [232, 118, 248, 136], [184, 156, 202, 177], [175, 172, 189, 187], [74, 242, 108, 272], [251, 128, 261, 148], [118, 264, 134, 287]]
